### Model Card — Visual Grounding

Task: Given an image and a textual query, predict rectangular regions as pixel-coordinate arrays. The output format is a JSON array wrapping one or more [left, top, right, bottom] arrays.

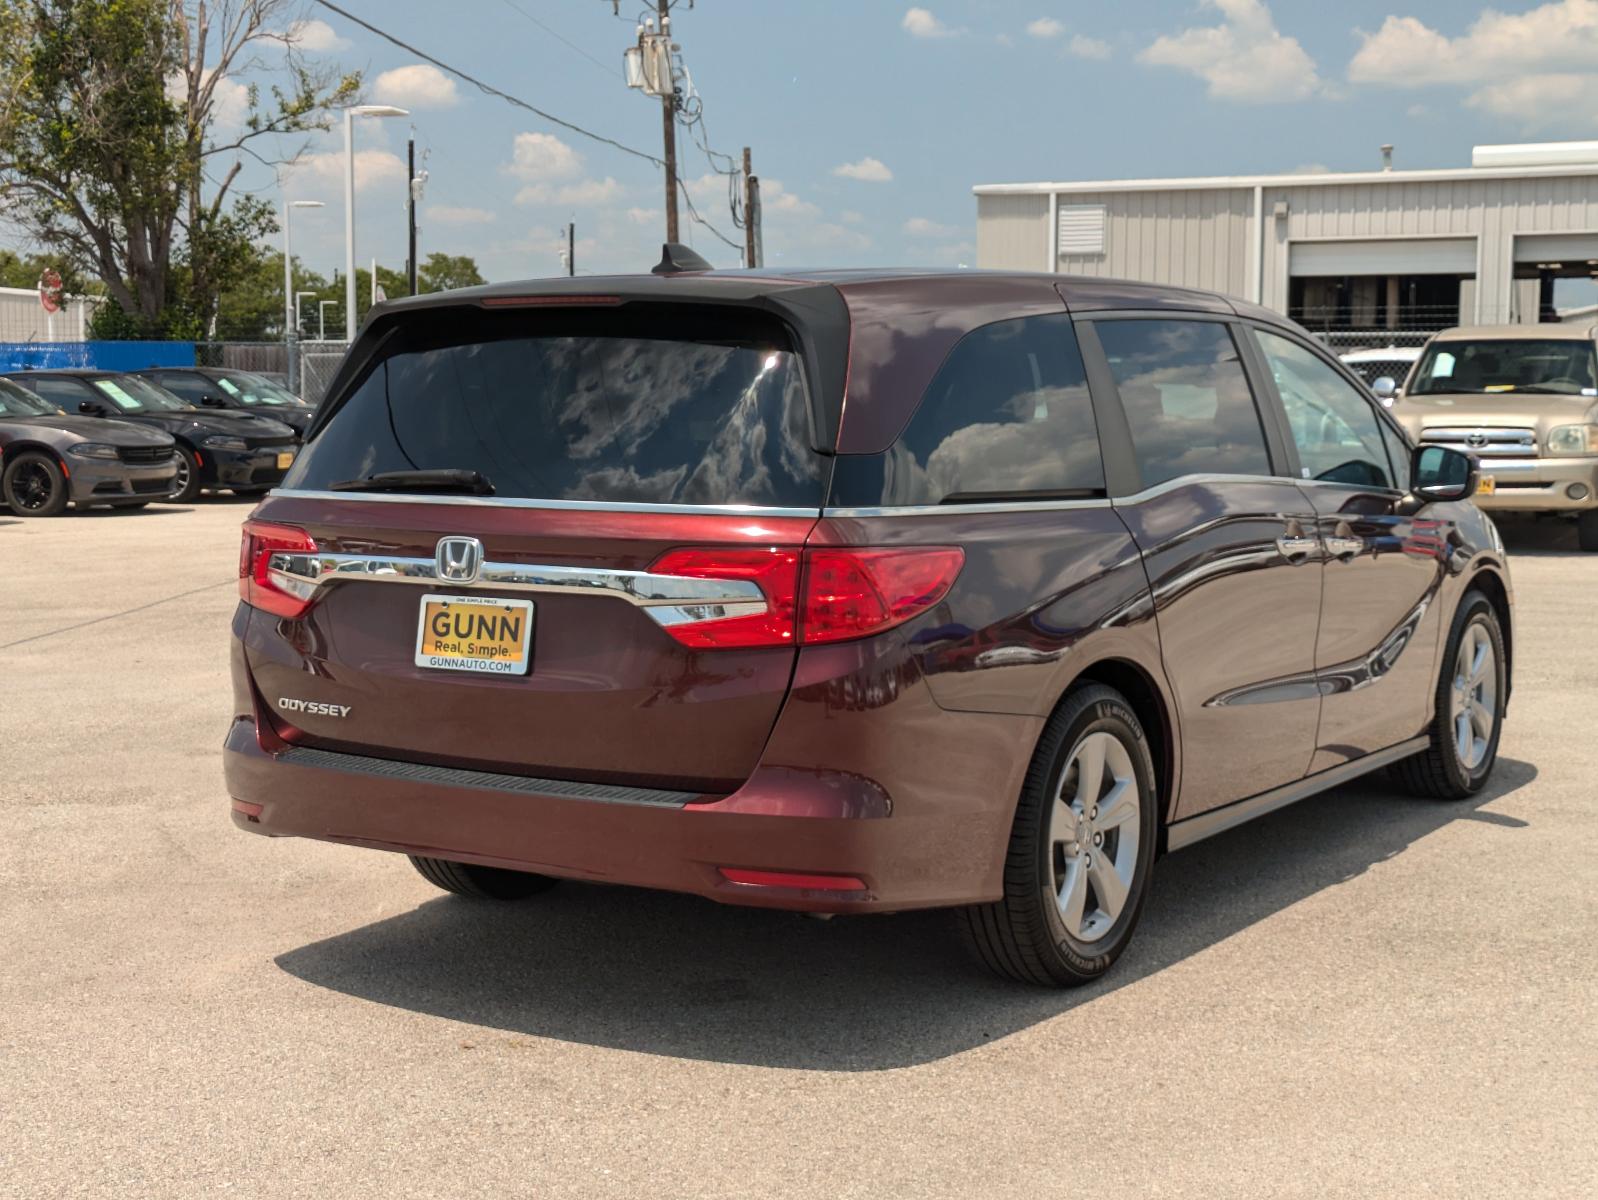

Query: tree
[[0, 1, 359, 335], [418, 252, 487, 293]]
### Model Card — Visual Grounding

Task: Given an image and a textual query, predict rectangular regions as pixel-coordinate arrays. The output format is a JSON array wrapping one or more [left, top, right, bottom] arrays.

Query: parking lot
[[2, 499, 1593, 1198]]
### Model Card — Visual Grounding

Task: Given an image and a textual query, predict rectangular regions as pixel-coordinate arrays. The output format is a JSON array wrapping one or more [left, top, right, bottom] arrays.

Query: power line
[[496, 0, 619, 80], [311, 0, 661, 168]]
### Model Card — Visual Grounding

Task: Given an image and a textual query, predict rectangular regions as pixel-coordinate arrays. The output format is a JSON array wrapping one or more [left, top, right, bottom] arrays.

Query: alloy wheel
[[1049, 730, 1141, 943], [1450, 622, 1497, 771], [13, 461, 53, 511], [171, 454, 190, 497]]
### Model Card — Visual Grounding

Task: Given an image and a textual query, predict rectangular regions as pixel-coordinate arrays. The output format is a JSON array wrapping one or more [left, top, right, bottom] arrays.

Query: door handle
[[1275, 521, 1318, 563], [1324, 521, 1363, 563]]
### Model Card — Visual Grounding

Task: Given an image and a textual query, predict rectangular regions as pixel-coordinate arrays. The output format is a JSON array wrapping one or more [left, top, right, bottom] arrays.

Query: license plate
[[1476, 475, 1496, 496], [414, 594, 534, 675], [276, 451, 294, 470]]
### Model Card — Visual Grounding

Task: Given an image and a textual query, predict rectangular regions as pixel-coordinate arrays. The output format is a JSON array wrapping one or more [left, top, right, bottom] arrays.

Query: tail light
[[648, 545, 963, 649], [239, 520, 319, 619]]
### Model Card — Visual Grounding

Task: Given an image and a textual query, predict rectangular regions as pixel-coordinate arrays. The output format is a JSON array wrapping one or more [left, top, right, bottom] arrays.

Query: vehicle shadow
[[1493, 515, 1580, 556], [276, 758, 1536, 1071], [75, 505, 194, 517]]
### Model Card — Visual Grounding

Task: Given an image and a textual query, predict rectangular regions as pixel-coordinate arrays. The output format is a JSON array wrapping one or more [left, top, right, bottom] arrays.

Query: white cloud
[[282, 18, 349, 52], [283, 148, 406, 193], [167, 70, 250, 128], [516, 177, 624, 207], [372, 64, 459, 110], [1350, 1, 1598, 87], [832, 156, 894, 183], [904, 216, 959, 238], [506, 132, 583, 181], [1027, 17, 1065, 39], [626, 207, 656, 225], [1467, 73, 1598, 130], [1288, 163, 1331, 175], [426, 205, 495, 225], [1068, 34, 1112, 60], [903, 8, 957, 38], [840, 210, 866, 225], [757, 178, 821, 218], [1139, 0, 1321, 102]]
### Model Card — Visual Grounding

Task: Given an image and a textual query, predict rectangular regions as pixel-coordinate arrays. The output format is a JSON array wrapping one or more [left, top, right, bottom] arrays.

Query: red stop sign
[[38, 269, 63, 314]]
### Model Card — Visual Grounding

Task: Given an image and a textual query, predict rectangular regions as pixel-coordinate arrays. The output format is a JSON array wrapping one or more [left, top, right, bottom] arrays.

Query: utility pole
[[568, 222, 576, 277], [657, 1, 678, 242], [407, 136, 418, 296], [742, 147, 756, 269]]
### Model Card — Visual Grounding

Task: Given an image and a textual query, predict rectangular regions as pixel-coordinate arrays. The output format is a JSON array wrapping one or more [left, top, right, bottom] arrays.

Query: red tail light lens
[[648, 548, 801, 648], [648, 545, 963, 649], [801, 547, 965, 645], [239, 520, 319, 619]]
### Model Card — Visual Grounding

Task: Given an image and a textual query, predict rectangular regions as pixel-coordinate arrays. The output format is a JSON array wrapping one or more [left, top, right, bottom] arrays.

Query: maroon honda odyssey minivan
[[226, 255, 1513, 985]]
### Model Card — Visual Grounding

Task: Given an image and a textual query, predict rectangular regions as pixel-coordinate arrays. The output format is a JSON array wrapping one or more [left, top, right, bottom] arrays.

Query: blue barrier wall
[[0, 341, 195, 373]]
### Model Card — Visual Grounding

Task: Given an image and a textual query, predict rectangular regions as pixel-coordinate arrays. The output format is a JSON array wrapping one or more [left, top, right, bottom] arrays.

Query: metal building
[[974, 142, 1598, 335]]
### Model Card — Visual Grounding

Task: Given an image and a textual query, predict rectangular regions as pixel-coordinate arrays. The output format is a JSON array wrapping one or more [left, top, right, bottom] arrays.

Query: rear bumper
[[224, 720, 1015, 913], [207, 446, 296, 489], [1473, 457, 1598, 512]]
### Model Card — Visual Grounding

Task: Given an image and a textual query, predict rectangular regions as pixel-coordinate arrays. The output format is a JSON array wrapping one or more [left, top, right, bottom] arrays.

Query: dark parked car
[[0, 377, 177, 515], [225, 259, 1513, 986], [2, 369, 299, 502], [136, 367, 315, 436]]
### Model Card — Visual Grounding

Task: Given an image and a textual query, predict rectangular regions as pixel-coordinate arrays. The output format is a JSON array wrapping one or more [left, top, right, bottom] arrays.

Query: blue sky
[[240, 0, 1598, 281]]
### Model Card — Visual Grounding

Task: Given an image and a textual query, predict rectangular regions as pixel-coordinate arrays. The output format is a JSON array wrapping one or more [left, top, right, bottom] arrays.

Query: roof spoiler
[[651, 243, 713, 275]]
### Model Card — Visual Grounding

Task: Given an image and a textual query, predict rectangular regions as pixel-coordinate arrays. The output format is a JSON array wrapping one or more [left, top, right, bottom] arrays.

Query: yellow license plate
[[414, 594, 534, 675], [276, 451, 294, 470], [1476, 475, 1496, 496]]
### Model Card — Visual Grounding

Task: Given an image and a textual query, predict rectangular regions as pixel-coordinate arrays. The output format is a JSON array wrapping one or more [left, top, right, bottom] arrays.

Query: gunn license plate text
[[414, 594, 534, 675]]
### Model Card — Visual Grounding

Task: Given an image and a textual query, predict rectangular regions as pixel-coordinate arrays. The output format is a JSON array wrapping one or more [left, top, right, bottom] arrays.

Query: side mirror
[[1370, 376, 1397, 406], [78, 401, 102, 416], [200, 394, 226, 407], [1411, 444, 1477, 503]]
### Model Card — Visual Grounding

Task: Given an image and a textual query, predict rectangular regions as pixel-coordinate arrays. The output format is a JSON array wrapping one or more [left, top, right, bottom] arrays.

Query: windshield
[[287, 307, 825, 506], [214, 371, 304, 407], [1409, 338, 1598, 396], [91, 375, 192, 414], [0, 378, 61, 418]]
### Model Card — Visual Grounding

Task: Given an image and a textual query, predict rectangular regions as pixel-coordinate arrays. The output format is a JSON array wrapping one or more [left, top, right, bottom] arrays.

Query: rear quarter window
[[285, 306, 826, 507], [826, 313, 1104, 506]]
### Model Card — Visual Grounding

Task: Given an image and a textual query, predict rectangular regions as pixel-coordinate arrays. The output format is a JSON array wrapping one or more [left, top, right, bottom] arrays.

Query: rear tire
[[957, 684, 1158, 987], [2, 451, 70, 517], [408, 855, 561, 900], [1390, 590, 1505, 799], [169, 445, 202, 503], [1577, 510, 1598, 553]]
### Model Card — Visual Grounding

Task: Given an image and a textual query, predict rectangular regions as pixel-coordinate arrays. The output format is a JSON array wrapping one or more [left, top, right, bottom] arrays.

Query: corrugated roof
[[974, 162, 1598, 197]]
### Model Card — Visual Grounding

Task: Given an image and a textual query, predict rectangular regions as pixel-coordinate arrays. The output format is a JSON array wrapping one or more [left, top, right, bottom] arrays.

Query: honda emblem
[[435, 536, 484, 584]]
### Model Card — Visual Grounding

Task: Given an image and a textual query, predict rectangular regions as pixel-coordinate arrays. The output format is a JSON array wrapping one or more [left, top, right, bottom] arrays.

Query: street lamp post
[[318, 300, 337, 342], [281, 198, 324, 392], [343, 104, 409, 343]]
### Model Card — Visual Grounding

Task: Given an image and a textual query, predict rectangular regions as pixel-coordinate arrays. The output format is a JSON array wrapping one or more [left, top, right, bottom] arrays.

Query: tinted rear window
[[827, 314, 1104, 506], [286, 307, 825, 507]]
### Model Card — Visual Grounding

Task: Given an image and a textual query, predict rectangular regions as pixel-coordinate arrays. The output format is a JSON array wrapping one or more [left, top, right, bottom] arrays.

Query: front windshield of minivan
[[92, 374, 193, 414], [1409, 338, 1598, 396]]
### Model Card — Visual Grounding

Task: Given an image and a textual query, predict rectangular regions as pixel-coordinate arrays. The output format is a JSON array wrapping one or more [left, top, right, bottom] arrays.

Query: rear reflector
[[239, 520, 319, 619], [648, 544, 963, 649], [718, 868, 867, 892]]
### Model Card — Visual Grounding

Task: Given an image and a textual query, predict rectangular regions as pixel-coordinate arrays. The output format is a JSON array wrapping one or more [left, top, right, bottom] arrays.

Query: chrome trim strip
[[1165, 736, 1429, 852], [822, 497, 1112, 518], [265, 488, 820, 519], [1112, 472, 1300, 507], [275, 745, 703, 807], [267, 551, 767, 627]]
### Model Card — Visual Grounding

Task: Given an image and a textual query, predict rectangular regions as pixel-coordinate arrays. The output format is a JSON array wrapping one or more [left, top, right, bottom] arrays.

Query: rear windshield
[[286, 306, 825, 507], [1409, 338, 1598, 396]]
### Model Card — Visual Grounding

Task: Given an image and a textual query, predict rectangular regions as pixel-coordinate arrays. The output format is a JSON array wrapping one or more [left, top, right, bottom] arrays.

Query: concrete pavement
[[1, 501, 1593, 1198]]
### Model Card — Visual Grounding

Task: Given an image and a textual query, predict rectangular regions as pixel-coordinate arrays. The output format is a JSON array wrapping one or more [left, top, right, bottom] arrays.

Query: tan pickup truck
[[1380, 323, 1598, 551]]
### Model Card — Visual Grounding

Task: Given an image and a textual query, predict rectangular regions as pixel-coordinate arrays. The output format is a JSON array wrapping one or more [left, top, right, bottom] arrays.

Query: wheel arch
[[1057, 656, 1177, 832], [1467, 565, 1513, 704], [2, 439, 65, 467]]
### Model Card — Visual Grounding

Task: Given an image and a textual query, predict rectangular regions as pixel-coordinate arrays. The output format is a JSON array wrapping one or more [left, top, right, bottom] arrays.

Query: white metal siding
[[974, 194, 1048, 271], [1290, 237, 1477, 276]]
